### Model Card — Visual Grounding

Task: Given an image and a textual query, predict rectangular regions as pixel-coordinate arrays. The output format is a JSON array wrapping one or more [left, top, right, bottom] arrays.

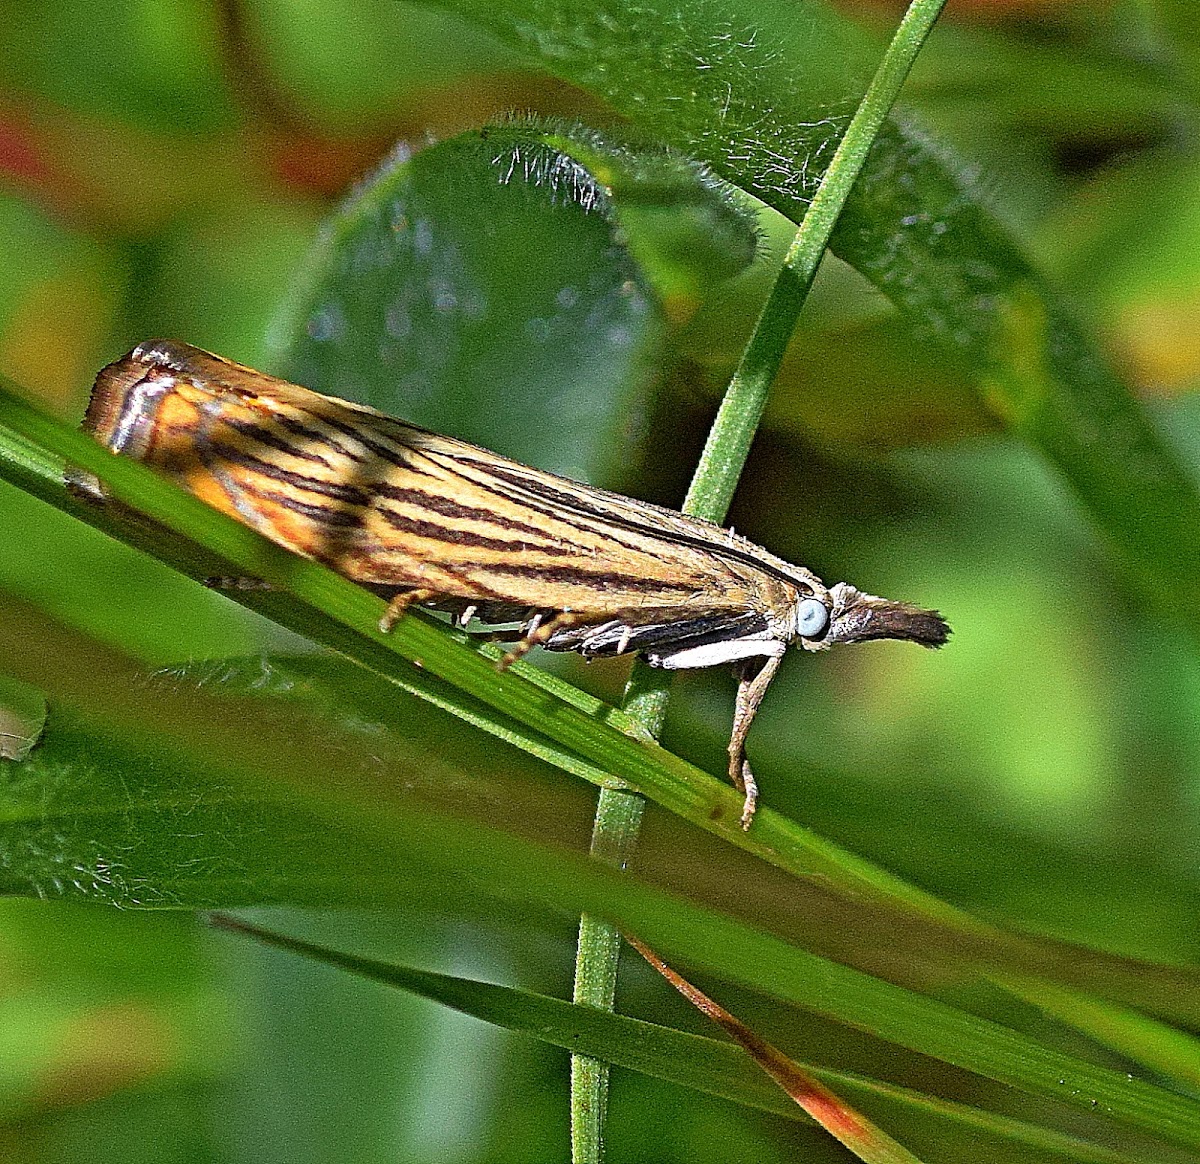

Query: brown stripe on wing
[[220, 416, 343, 467], [202, 441, 373, 506], [482, 561, 701, 592], [298, 405, 439, 474], [371, 481, 553, 539], [374, 507, 576, 555], [272, 412, 367, 462], [409, 441, 706, 565], [225, 370, 434, 474], [257, 490, 363, 528]]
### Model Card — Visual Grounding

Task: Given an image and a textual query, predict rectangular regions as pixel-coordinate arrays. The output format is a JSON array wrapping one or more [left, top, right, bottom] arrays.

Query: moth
[[74, 340, 949, 827]]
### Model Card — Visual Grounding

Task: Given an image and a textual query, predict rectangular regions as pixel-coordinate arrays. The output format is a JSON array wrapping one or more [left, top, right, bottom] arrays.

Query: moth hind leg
[[499, 611, 590, 669], [379, 588, 441, 633]]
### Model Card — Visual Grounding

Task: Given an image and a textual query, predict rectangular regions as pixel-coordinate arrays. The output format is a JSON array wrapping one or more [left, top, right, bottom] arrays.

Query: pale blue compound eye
[[795, 598, 829, 638]]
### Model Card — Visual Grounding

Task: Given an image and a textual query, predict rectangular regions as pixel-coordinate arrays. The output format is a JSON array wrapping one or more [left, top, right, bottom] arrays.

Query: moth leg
[[379, 588, 440, 633], [499, 611, 588, 669], [729, 653, 783, 830], [204, 576, 273, 591]]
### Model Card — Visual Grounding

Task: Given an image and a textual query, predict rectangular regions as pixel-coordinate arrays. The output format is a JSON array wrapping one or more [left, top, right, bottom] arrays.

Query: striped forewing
[[81, 341, 815, 628]]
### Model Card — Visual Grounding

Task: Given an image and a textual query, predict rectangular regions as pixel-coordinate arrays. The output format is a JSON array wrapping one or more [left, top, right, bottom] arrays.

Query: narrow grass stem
[[568, 1, 948, 1159]]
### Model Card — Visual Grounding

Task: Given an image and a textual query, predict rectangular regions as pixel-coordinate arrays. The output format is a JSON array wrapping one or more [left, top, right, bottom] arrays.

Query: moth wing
[[79, 340, 806, 630], [441, 446, 821, 595], [331, 428, 783, 619]]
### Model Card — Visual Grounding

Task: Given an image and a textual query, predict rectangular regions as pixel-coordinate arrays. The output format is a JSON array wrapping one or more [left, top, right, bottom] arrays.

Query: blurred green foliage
[[3, 1, 1200, 1161]]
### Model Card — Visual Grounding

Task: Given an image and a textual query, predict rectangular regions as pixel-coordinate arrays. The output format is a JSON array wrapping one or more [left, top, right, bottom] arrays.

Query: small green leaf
[[530, 120, 760, 302], [269, 119, 756, 484]]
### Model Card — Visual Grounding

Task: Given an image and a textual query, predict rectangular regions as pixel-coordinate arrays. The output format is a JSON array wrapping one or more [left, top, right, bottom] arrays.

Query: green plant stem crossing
[[567, 1, 949, 1159]]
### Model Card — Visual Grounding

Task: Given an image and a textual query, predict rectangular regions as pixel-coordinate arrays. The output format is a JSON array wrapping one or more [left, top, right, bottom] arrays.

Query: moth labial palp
[[75, 339, 951, 829]]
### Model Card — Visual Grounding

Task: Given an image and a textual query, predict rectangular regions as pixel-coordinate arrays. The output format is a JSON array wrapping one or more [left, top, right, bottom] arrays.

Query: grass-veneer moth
[[73, 340, 950, 827]]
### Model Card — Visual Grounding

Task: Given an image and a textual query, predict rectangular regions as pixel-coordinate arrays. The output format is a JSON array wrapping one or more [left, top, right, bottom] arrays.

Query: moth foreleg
[[729, 653, 783, 830], [733, 760, 758, 833], [379, 588, 441, 633]]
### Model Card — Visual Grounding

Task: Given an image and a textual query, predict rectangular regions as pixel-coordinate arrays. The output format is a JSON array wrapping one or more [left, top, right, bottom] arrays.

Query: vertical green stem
[[568, 2, 948, 1159], [569, 789, 645, 1157], [568, 670, 669, 1160]]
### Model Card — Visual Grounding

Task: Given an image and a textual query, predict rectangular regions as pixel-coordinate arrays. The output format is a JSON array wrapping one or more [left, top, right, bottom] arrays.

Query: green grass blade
[[5, 385, 1200, 1032], [0, 381, 982, 923], [3, 595, 1200, 1149], [210, 915, 1191, 1164]]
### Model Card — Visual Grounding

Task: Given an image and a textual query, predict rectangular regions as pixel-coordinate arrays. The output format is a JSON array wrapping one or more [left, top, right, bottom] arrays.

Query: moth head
[[794, 582, 949, 651]]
